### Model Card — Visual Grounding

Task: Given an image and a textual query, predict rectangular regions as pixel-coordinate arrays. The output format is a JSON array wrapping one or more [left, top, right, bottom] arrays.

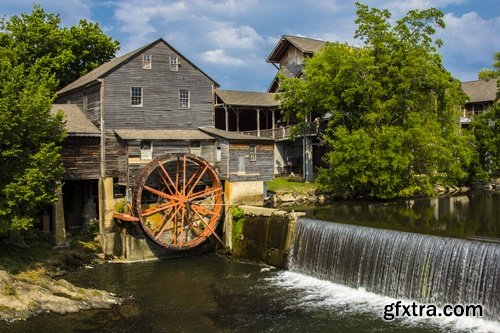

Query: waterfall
[[288, 218, 500, 319]]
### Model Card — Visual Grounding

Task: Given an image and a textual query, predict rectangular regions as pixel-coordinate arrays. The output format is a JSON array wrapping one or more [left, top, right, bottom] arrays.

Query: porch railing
[[241, 122, 320, 140]]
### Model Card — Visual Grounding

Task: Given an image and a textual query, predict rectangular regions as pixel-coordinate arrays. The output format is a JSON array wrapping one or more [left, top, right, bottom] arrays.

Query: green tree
[[0, 50, 66, 232], [0, 4, 119, 89], [0, 5, 118, 232], [478, 52, 500, 79], [279, 3, 471, 199], [471, 53, 499, 179]]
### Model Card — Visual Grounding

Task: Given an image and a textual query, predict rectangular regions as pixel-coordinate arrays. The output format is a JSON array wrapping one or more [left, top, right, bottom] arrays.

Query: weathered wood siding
[[102, 42, 214, 130], [105, 131, 127, 181], [125, 140, 216, 186], [60, 137, 100, 180], [214, 139, 229, 179], [57, 84, 101, 127], [228, 143, 274, 182]]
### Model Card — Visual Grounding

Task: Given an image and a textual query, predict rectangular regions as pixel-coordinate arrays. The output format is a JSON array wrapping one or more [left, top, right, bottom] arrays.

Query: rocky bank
[[0, 268, 121, 322]]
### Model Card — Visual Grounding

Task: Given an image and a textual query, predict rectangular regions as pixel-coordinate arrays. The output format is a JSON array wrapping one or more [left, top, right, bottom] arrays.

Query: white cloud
[[192, 0, 260, 15], [438, 11, 500, 80], [365, 0, 465, 15], [201, 49, 246, 66], [2, 0, 92, 26], [208, 25, 264, 49]]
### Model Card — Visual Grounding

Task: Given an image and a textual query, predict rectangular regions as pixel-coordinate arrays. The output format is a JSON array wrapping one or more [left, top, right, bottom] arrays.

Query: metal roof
[[267, 35, 327, 63], [114, 129, 213, 141], [58, 38, 219, 95], [461, 79, 498, 103], [215, 89, 280, 107], [199, 127, 274, 143], [51, 104, 100, 136]]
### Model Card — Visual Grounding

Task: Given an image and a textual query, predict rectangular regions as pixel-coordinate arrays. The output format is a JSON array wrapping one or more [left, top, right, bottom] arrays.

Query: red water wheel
[[133, 153, 224, 250]]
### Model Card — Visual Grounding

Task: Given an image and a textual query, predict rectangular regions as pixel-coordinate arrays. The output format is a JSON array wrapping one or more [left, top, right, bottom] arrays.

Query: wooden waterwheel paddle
[[122, 153, 224, 250]]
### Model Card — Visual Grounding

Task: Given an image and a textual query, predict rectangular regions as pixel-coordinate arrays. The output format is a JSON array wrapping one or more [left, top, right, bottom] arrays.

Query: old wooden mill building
[[52, 38, 274, 258], [49, 36, 496, 259]]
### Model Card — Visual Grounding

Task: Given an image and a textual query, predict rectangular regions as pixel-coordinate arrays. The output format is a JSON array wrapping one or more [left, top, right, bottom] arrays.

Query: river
[[1, 254, 498, 333], [283, 191, 500, 240], [1, 192, 499, 332]]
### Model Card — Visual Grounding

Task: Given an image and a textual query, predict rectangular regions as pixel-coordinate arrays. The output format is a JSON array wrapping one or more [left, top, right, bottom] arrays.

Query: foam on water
[[270, 270, 500, 333]]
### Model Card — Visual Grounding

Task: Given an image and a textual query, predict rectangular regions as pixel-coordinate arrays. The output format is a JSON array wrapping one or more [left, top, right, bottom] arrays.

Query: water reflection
[[285, 191, 500, 239]]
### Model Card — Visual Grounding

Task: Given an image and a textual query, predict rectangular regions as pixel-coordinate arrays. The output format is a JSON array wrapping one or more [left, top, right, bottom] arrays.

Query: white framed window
[[140, 140, 152, 160], [179, 89, 190, 109], [190, 141, 201, 156], [142, 54, 152, 69], [169, 56, 179, 71], [131, 87, 143, 106], [216, 146, 222, 163], [249, 144, 257, 161]]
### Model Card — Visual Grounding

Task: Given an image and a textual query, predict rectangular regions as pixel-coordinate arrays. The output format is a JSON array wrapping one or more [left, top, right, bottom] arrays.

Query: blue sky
[[3, 0, 499, 91]]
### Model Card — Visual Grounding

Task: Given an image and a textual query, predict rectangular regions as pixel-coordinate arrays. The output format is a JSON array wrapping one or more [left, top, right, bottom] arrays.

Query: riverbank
[[0, 234, 120, 322]]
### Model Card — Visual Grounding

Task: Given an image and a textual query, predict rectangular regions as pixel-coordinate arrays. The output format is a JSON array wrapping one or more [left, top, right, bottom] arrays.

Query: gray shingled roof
[[267, 35, 326, 63], [114, 129, 213, 141], [199, 127, 274, 143], [461, 79, 498, 103], [58, 38, 219, 95], [215, 89, 280, 107], [51, 104, 100, 136]]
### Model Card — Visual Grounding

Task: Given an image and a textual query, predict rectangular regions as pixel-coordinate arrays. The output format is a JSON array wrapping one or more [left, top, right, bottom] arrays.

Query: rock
[[459, 186, 470, 193], [0, 269, 121, 322], [436, 186, 446, 194], [317, 194, 327, 204], [277, 193, 295, 203]]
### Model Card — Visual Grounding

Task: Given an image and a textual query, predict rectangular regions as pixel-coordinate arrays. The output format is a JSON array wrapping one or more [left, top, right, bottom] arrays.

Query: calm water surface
[[284, 191, 500, 240], [2, 192, 499, 332], [1, 255, 497, 333]]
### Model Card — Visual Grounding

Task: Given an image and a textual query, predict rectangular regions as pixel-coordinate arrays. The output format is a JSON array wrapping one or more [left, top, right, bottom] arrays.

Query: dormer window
[[143, 54, 152, 69], [169, 56, 179, 71]]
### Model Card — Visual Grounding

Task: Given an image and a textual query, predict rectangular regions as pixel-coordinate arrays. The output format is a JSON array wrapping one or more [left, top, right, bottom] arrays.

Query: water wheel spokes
[[134, 153, 224, 250]]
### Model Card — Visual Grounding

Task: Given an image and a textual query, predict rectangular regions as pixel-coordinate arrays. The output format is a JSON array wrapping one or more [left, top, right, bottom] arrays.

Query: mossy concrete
[[230, 206, 304, 268]]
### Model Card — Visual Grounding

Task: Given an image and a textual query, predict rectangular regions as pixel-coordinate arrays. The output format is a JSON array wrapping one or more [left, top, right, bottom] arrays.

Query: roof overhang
[[114, 129, 214, 141]]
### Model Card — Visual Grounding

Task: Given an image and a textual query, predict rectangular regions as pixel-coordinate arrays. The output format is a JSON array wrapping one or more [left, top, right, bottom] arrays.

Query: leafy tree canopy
[[471, 53, 499, 179], [0, 5, 118, 231], [0, 51, 66, 232], [278, 2, 472, 199], [0, 4, 120, 89], [478, 52, 500, 79]]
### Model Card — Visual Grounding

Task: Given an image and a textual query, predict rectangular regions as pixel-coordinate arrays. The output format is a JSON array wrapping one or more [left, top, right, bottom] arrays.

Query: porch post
[[236, 109, 240, 132], [271, 109, 276, 139], [224, 105, 229, 131], [256, 108, 260, 137]]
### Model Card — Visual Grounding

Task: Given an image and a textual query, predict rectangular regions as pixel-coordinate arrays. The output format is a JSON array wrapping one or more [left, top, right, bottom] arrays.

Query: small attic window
[[143, 54, 152, 69], [169, 56, 179, 71]]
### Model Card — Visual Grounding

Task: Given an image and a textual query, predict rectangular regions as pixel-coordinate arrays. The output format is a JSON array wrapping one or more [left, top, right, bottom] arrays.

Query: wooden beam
[[236, 110, 240, 132], [223, 105, 229, 131], [272, 109, 276, 139], [257, 108, 261, 136]]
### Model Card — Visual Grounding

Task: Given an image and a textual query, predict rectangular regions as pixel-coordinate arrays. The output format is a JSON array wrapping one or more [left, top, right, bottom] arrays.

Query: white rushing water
[[270, 270, 500, 333], [280, 217, 500, 332]]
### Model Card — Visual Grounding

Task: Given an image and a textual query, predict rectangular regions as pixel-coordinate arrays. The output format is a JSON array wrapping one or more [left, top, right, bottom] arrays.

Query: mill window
[[131, 87, 143, 106]]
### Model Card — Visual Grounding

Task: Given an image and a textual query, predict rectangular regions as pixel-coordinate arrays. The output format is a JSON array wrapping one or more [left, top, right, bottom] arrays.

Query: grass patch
[[0, 232, 100, 275], [231, 206, 245, 247], [266, 176, 317, 195], [17, 268, 48, 282], [3, 283, 17, 296]]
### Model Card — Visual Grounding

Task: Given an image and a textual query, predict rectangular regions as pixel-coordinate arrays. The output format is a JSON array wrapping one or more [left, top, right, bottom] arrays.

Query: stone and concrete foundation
[[227, 205, 304, 268]]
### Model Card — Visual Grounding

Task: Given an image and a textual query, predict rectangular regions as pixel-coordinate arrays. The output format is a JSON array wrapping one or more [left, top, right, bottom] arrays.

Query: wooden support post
[[256, 108, 260, 137], [236, 109, 240, 132], [272, 109, 276, 139], [224, 105, 229, 131]]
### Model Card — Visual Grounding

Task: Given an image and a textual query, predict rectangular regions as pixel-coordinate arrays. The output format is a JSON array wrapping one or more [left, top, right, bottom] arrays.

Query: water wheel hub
[[131, 153, 224, 250]]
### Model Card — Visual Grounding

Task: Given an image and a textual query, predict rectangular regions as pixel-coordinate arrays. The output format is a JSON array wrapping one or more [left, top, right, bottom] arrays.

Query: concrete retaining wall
[[229, 205, 304, 268]]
